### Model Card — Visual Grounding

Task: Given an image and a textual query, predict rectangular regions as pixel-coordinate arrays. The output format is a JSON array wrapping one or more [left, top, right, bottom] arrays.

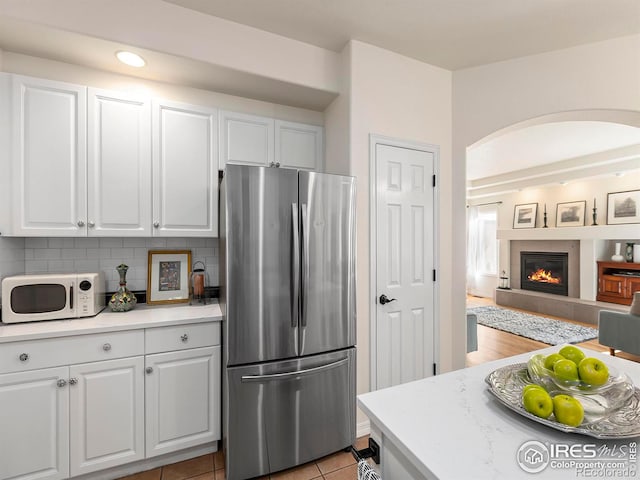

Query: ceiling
[[165, 0, 640, 70]]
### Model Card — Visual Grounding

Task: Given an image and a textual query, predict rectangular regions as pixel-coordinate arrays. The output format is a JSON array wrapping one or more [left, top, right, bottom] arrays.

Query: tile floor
[[120, 436, 369, 480]]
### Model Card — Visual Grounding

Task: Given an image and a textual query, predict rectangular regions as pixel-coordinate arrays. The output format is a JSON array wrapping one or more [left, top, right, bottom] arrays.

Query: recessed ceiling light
[[559, 181, 568, 186], [116, 51, 146, 68], [615, 172, 625, 177]]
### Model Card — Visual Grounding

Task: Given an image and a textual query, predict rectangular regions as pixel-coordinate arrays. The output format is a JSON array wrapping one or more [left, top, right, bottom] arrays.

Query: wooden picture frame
[[556, 200, 586, 227], [607, 190, 640, 225], [513, 203, 538, 229], [147, 250, 192, 305]]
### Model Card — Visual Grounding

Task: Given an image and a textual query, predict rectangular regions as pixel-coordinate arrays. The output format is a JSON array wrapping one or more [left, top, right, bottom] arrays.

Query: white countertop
[[0, 302, 222, 343], [358, 347, 640, 479]]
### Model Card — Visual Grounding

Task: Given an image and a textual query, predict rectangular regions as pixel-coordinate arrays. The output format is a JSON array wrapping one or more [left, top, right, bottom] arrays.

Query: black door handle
[[379, 294, 397, 305]]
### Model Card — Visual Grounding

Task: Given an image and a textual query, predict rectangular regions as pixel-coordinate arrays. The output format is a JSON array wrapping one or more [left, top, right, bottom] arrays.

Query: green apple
[[523, 384, 546, 395], [578, 357, 609, 386], [544, 353, 565, 370], [559, 345, 586, 366], [553, 394, 584, 427], [523, 388, 553, 419], [553, 359, 579, 381]]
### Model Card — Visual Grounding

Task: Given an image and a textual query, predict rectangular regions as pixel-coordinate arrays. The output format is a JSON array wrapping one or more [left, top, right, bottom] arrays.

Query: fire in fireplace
[[520, 251, 568, 296]]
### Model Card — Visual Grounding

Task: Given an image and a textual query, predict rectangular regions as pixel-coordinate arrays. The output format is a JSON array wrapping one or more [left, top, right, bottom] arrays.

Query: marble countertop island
[[358, 346, 640, 479]]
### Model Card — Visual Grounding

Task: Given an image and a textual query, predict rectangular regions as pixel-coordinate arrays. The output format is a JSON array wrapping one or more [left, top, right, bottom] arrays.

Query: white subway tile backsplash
[[25, 238, 48, 248], [12, 236, 217, 292]]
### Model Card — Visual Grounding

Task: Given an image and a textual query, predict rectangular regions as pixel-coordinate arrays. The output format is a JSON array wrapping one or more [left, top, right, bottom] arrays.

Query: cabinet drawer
[[0, 330, 144, 374], [145, 322, 220, 354]]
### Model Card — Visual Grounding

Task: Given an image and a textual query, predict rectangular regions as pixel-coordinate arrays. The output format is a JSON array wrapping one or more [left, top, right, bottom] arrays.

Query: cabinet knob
[[181, 334, 189, 343], [102, 343, 112, 352], [275, 162, 281, 167], [19, 353, 29, 362], [88, 221, 95, 228], [145, 367, 153, 374], [57, 379, 67, 388], [153, 222, 160, 228], [69, 377, 78, 386], [77, 220, 85, 227]]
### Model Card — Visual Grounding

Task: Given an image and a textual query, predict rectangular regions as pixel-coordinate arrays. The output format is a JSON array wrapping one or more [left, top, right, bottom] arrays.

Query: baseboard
[[357, 419, 371, 438]]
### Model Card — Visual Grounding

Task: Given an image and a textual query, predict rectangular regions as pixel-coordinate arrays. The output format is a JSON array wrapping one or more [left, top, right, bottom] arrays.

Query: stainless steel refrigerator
[[219, 164, 356, 480]]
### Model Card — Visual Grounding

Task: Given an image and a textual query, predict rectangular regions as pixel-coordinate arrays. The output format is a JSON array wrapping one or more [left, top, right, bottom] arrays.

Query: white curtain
[[467, 204, 498, 297]]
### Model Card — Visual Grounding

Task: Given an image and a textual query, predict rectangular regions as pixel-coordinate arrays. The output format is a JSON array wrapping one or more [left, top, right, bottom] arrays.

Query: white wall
[[453, 34, 640, 369], [341, 41, 452, 424]]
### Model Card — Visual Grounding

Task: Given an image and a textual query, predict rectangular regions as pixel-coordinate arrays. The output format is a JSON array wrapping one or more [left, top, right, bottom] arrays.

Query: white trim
[[357, 419, 371, 439], [368, 134, 441, 390]]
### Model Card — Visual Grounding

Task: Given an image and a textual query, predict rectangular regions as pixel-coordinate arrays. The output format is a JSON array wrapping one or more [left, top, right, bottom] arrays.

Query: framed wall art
[[556, 200, 586, 227], [513, 203, 538, 229], [607, 190, 640, 225], [147, 250, 192, 304]]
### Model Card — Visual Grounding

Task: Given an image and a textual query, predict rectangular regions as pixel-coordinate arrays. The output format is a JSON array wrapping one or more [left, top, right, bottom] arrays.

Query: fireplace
[[520, 251, 569, 296]]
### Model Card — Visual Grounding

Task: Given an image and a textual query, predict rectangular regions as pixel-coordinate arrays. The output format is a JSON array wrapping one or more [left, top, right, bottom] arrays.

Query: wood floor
[[465, 295, 640, 367]]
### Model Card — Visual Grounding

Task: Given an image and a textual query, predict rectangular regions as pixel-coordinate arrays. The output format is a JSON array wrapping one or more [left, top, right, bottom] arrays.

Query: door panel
[[224, 165, 299, 365], [225, 349, 355, 480], [299, 172, 356, 356], [375, 143, 435, 390]]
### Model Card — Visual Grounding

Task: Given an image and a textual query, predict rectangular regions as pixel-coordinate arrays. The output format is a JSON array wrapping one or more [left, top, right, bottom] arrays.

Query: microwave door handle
[[69, 284, 73, 310]]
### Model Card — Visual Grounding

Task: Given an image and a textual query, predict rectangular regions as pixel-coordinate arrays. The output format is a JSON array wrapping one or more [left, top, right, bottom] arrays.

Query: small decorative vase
[[109, 264, 137, 312], [625, 243, 635, 262], [634, 244, 640, 263], [611, 243, 625, 262]]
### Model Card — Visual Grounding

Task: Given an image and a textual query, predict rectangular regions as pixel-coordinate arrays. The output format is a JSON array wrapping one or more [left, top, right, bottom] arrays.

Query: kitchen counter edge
[[0, 302, 222, 343]]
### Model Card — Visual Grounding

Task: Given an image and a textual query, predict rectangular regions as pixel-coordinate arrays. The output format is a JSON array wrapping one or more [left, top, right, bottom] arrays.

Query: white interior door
[[373, 140, 436, 390]]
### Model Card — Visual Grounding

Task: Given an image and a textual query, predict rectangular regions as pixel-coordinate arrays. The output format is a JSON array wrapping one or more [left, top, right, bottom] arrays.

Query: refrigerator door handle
[[301, 203, 310, 327], [240, 358, 349, 383], [291, 202, 300, 330]]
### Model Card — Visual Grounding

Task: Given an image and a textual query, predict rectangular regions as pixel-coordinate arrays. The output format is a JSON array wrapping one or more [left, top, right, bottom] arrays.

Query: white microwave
[[1, 273, 105, 323]]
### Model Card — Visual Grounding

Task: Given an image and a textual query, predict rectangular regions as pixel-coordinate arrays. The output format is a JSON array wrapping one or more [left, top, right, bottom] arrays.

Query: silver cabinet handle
[[153, 221, 160, 228], [57, 379, 67, 388], [19, 353, 29, 362], [69, 377, 78, 385], [180, 334, 188, 342], [88, 221, 95, 228], [103, 343, 112, 352], [145, 367, 153, 374], [77, 220, 85, 227]]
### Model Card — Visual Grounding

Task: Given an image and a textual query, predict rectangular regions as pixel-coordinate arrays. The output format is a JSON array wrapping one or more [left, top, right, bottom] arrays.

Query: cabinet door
[[628, 277, 640, 298], [219, 110, 273, 168], [87, 88, 151, 236], [145, 346, 221, 458], [69, 357, 144, 476], [275, 120, 324, 171], [153, 100, 218, 236], [11, 75, 87, 236], [601, 274, 625, 298], [0, 366, 69, 480]]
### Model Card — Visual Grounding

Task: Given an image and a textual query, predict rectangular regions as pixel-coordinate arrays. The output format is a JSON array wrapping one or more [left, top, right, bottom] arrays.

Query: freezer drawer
[[224, 348, 356, 480]]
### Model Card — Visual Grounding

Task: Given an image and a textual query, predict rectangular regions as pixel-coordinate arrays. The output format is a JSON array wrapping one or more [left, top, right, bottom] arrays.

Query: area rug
[[467, 305, 598, 345]]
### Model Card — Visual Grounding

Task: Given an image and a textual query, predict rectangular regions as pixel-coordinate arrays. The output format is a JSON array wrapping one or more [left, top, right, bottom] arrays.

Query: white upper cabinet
[[153, 100, 218, 237], [11, 75, 87, 236], [219, 110, 274, 169], [88, 88, 152, 236], [275, 120, 324, 171]]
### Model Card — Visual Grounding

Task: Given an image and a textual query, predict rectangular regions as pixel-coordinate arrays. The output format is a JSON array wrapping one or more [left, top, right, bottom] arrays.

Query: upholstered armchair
[[598, 310, 640, 356]]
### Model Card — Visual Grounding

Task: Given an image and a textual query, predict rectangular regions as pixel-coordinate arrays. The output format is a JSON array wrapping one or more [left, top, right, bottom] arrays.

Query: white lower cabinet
[[69, 357, 145, 476], [0, 321, 220, 480], [0, 366, 70, 480], [145, 346, 221, 458]]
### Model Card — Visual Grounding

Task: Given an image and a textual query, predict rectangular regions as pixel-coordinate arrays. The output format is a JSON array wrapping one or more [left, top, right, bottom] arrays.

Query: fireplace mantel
[[497, 224, 637, 241]]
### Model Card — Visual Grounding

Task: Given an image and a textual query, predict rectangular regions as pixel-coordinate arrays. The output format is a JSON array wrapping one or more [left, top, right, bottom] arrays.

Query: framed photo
[[556, 200, 586, 227], [147, 250, 192, 305], [607, 190, 640, 225], [513, 203, 538, 229]]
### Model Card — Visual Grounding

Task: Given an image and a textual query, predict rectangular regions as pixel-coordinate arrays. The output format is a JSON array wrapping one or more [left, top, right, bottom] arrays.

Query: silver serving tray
[[485, 363, 640, 439]]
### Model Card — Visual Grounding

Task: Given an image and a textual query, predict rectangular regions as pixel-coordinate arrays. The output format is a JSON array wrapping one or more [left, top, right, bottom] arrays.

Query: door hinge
[[433, 363, 437, 376], [433, 269, 436, 282], [432, 174, 436, 187]]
